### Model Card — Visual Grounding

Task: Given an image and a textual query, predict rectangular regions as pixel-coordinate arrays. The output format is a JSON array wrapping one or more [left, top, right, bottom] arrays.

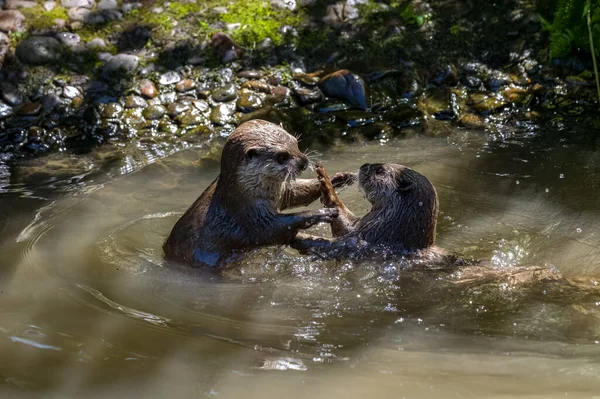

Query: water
[[2, 120, 600, 398]]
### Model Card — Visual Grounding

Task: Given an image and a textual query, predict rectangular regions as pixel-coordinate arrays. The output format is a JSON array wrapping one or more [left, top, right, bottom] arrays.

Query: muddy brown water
[[1, 122, 600, 398]]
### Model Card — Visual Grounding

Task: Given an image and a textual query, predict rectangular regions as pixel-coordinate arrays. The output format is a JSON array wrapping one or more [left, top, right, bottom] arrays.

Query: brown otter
[[163, 119, 355, 267], [292, 162, 439, 257]]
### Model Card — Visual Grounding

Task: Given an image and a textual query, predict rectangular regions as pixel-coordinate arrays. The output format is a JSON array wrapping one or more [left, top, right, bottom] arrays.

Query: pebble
[[68, 7, 105, 24], [167, 101, 189, 117], [270, 0, 296, 11], [124, 94, 147, 109], [177, 108, 204, 126], [17, 102, 42, 116], [15, 36, 63, 66], [121, 2, 141, 13], [86, 37, 107, 50], [193, 100, 209, 113], [142, 104, 166, 120], [236, 89, 263, 112], [43, 1, 55, 11], [0, 101, 13, 118], [97, 0, 117, 10], [175, 79, 196, 93], [159, 91, 177, 104], [209, 103, 236, 125], [0, 10, 25, 33], [62, 86, 81, 99], [237, 70, 262, 79], [40, 93, 61, 110], [212, 84, 237, 102], [319, 69, 368, 109], [159, 71, 181, 85], [212, 6, 228, 14], [292, 86, 322, 105], [55, 32, 81, 48], [139, 79, 158, 98], [1, 82, 23, 106], [61, 0, 93, 8], [4, 0, 36, 9], [102, 54, 139, 74]]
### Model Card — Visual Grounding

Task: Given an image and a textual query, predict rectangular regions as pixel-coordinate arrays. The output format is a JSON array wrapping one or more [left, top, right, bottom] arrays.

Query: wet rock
[[209, 103, 236, 125], [122, 108, 144, 124], [241, 80, 272, 93], [121, 2, 141, 13], [41, 93, 61, 110], [139, 79, 158, 99], [160, 91, 177, 104], [0, 101, 12, 119], [61, 0, 93, 8], [271, 0, 296, 11], [501, 87, 531, 105], [101, 102, 122, 118], [0, 11, 25, 33], [167, 101, 189, 117], [193, 100, 209, 113], [458, 113, 486, 129], [4, 0, 36, 9], [158, 119, 178, 134], [43, 1, 56, 11], [102, 54, 139, 74], [175, 79, 196, 93], [319, 69, 368, 109], [177, 108, 204, 126], [56, 32, 82, 49], [159, 71, 181, 86], [101, 9, 122, 21], [68, 7, 105, 24], [142, 104, 166, 120], [237, 70, 262, 79], [418, 87, 453, 119], [294, 72, 320, 86], [86, 37, 107, 50], [17, 102, 41, 116], [62, 85, 80, 99], [462, 75, 482, 89], [236, 89, 264, 112], [211, 32, 242, 63], [433, 64, 458, 86], [16, 36, 63, 66], [0, 32, 9, 66], [257, 38, 274, 52], [124, 94, 146, 109], [265, 86, 290, 106], [70, 96, 84, 108], [212, 84, 237, 102], [1, 82, 23, 106], [292, 85, 322, 105], [97, 0, 117, 10], [467, 92, 507, 114]]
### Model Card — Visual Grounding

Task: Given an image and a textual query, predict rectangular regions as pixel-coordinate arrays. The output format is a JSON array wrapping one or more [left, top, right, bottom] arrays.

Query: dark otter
[[292, 163, 439, 257], [163, 119, 355, 267]]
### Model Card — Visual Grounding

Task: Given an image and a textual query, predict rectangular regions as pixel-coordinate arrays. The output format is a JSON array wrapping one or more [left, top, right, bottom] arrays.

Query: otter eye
[[246, 148, 260, 159], [375, 166, 386, 175], [275, 152, 291, 164]]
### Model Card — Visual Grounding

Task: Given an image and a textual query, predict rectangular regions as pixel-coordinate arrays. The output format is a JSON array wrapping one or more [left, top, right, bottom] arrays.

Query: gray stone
[[68, 7, 105, 24], [54, 18, 67, 29], [102, 54, 139, 74], [97, 0, 117, 10], [319, 69, 368, 109], [142, 104, 166, 120], [41, 93, 61, 110], [16, 36, 63, 66], [96, 52, 112, 61], [177, 108, 204, 126], [236, 89, 264, 112], [124, 94, 146, 109], [1, 82, 23, 106], [62, 86, 81, 99], [209, 103, 236, 126], [193, 100, 209, 113], [61, 0, 93, 8], [257, 37, 274, 52], [55, 32, 81, 48], [167, 101, 189, 117], [160, 91, 176, 104], [43, 1, 56, 11], [292, 85, 322, 105], [0, 101, 12, 119], [212, 6, 228, 14], [159, 71, 181, 85], [270, 0, 296, 11], [151, 7, 163, 13], [101, 102, 123, 118], [226, 23, 241, 31], [86, 37, 107, 49], [212, 84, 237, 102], [0, 10, 25, 33], [0, 32, 9, 67], [100, 9, 122, 21], [121, 2, 141, 13], [4, 0, 36, 9]]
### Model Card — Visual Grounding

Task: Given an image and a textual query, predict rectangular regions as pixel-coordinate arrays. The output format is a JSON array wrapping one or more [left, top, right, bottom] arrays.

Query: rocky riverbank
[[0, 0, 599, 187]]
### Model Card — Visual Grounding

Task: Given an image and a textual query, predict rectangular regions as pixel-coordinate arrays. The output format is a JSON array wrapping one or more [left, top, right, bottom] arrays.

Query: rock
[[458, 113, 486, 129], [270, 0, 296, 11], [97, 0, 117, 10], [121, 2, 141, 13], [0, 101, 13, 119], [237, 70, 262, 79], [209, 103, 236, 126], [501, 87, 531, 105], [70, 96, 84, 108], [139, 79, 158, 98], [193, 100, 209, 112], [175, 79, 195, 93], [54, 18, 67, 29], [0, 82, 23, 106], [55, 32, 81, 49], [101, 102, 123, 118], [86, 37, 107, 50], [16, 36, 63, 66], [62, 86, 81, 99], [43, 1, 56, 11], [160, 91, 177, 104], [41, 93, 61, 110], [4, 0, 36, 9], [167, 101, 189, 117], [433, 64, 458, 86], [212, 84, 237, 102], [142, 104, 166, 120], [241, 80, 272, 93], [211, 32, 242, 63], [467, 92, 507, 114], [124, 94, 146, 109], [319, 69, 368, 109], [236, 89, 264, 112], [17, 102, 42, 116], [61, 0, 93, 8], [0, 10, 25, 33], [212, 6, 228, 14], [257, 38, 274, 52], [0, 32, 9, 67], [177, 108, 204, 126], [418, 87, 453, 119], [96, 52, 112, 61], [292, 85, 322, 105], [294, 72, 320, 86], [68, 7, 105, 24], [265, 86, 290, 106], [159, 71, 181, 86], [102, 54, 139, 74], [226, 23, 241, 31], [101, 9, 122, 21]]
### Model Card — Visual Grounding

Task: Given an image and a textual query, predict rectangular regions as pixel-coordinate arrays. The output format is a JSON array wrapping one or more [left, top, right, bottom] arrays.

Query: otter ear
[[398, 180, 414, 192], [246, 148, 260, 160]]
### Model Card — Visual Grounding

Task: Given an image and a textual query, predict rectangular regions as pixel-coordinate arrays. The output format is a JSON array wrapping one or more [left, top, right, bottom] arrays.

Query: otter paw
[[314, 207, 339, 224], [331, 172, 358, 189]]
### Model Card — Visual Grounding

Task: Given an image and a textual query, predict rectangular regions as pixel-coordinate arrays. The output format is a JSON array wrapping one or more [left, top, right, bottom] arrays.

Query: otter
[[291, 162, 439, 257], [163, 119, 355, 267]]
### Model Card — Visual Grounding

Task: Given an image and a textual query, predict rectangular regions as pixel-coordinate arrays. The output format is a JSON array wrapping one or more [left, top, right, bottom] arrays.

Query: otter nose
[[299, 155, 309, 171]]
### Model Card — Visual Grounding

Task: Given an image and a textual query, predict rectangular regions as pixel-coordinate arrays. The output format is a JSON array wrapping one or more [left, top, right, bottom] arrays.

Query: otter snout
[[298, 154, 309, 172]]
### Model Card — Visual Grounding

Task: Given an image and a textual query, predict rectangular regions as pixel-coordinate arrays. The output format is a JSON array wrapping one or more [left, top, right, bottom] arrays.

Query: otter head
[[358, 163, 439, 250], [220, 119, 309, 199]]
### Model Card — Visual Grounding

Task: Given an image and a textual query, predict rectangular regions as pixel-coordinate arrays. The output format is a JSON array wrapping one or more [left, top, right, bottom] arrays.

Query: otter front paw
[[305, 208, 339, 227], [330, 172, 358, 189]]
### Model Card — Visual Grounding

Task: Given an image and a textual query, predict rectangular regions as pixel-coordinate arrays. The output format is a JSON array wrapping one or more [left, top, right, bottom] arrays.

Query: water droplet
[[545, 188, 549, 193], [576, 228, 582, 233], [516, 180, 520, 185], [559, 173, 564, 179], [418, 201, 423, 206]]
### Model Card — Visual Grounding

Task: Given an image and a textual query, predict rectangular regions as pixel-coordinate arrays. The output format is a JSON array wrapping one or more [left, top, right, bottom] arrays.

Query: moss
[[220, 0, 300, 46], [21, 5, 69, 30]]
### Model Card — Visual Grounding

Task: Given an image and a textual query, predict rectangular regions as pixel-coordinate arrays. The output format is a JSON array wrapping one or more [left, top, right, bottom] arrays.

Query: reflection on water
[[2, 122, 600, 397]]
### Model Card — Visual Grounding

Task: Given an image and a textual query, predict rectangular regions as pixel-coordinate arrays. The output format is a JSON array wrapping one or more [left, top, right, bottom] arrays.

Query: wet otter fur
[[163, 119, 355, 267], [292, 163, 439, 257]]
